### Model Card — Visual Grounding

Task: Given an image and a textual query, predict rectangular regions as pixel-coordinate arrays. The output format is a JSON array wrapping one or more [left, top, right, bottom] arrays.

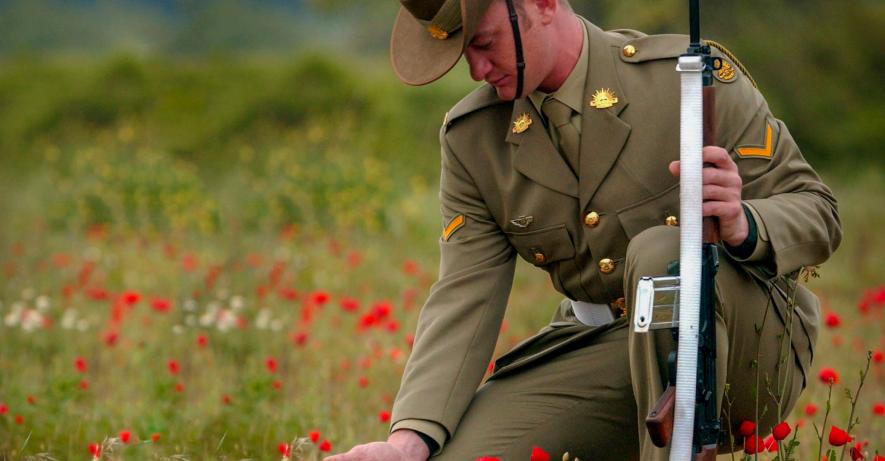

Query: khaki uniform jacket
[[390, 18, 842, 450]]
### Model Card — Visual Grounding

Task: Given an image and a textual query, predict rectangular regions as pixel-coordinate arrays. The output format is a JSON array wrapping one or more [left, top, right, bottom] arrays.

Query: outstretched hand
[[669, 145, 749, 247], [324, 430, 430, 461]]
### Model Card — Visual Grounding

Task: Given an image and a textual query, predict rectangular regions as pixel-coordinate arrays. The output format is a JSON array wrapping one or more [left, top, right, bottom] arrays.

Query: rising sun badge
[[589, 89, 619, 110], [512, 113, 533, 134]]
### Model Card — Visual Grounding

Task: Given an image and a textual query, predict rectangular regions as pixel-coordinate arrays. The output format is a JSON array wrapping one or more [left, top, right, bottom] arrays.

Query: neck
[[537, 15, 583, 93]]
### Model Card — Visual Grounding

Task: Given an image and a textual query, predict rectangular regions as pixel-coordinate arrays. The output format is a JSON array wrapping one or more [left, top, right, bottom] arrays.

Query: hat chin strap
[[505, 0, 526, 99]]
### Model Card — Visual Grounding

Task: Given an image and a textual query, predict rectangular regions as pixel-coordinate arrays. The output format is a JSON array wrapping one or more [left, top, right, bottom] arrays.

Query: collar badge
[[590, 88, 619, 110], [512, 113, 533, 134]]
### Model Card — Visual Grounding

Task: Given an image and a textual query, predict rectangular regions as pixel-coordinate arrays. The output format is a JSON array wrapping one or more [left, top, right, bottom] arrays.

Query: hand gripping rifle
[[633, 1, 723, 459]]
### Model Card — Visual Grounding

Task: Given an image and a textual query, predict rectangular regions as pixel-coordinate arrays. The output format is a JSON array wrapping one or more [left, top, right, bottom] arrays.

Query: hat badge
[[427, 24, 449, 40]]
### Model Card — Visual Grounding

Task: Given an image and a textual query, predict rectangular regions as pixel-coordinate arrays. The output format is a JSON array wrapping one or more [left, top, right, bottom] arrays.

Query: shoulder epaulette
[[705, 40, 758, 89], [618, 33, 757, 89], [443, 84, 508, 130]]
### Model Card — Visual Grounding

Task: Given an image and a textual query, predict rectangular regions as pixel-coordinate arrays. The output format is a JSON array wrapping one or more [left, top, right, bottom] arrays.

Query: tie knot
[[541, 97, 573, 128]]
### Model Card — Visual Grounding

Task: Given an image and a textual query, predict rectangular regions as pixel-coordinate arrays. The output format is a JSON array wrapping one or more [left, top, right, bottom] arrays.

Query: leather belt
[[570, 298, 627, 327]]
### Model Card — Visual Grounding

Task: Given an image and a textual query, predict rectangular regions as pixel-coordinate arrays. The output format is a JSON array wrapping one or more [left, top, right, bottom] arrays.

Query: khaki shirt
[[391, 17, 842, 451]]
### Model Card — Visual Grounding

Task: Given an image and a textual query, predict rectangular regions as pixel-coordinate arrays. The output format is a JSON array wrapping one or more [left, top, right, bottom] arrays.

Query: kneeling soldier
[[328, 1, 841, 460]]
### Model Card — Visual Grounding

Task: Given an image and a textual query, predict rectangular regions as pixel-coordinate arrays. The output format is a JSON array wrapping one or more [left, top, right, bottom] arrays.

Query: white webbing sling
[[670, 54, 705, 461]]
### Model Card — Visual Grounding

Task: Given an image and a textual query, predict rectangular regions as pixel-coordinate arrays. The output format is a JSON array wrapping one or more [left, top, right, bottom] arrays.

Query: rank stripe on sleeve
[[442, 214, 465, 241], [736, 123, 773, 158]]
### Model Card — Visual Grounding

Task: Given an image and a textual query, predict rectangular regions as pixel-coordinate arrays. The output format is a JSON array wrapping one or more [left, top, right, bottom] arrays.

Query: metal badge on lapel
[[510, 215, 534, 228], [512, 113, 533, 134], [589, 89, 619, 110]]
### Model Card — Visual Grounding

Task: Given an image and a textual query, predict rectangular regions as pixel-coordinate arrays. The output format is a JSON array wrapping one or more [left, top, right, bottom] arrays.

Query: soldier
[[327, 0, 841, 460]]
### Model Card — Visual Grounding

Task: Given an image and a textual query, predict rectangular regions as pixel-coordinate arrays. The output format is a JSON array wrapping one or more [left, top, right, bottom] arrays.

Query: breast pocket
[[616, 183, 680, 239], [506, 224, 576, 267]]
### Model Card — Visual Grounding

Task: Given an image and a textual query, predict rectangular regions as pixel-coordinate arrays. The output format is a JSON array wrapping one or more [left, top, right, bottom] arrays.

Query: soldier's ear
[[532, 0, 559, 24]]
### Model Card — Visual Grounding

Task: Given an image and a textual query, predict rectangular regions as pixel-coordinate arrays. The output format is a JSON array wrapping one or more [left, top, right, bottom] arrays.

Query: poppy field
[[0, 55, 882, 461]]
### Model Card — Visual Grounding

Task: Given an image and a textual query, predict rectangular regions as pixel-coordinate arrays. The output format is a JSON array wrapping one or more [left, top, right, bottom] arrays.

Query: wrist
[[388, 429, 430, 461]]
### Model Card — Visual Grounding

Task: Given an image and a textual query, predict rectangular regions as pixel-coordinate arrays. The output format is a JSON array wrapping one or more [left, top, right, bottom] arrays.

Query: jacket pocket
[[506, 224, 576, 267], [616, 183, 680, 239]]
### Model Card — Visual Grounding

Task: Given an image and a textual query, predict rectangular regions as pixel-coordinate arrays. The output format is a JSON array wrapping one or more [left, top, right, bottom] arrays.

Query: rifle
[[634, 1, 723, 459]]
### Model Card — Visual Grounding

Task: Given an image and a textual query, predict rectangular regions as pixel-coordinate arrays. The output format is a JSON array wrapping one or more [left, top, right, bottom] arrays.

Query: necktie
[[541, 97, 580, 175]]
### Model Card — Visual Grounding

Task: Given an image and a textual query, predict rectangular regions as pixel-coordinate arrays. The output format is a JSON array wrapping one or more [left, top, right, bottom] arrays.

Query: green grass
[[0, 55, 881, 460]]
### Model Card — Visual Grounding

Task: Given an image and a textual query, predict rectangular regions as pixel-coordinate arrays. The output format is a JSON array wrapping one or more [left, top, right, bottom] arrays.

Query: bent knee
[[626, 225, 680, 278]]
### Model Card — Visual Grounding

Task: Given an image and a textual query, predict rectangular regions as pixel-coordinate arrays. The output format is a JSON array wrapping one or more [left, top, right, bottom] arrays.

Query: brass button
[[598, 258, 616, 274], [665, 215, 679, 226], [612, 297, 627, 318], [584, 211, 600, 228], [623, 45, 637, 58], [533, 251, 546, 265]]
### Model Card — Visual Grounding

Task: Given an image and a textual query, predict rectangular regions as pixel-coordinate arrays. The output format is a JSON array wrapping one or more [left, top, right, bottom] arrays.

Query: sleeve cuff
[[723, 202, 770, 262], [390, 419, 448, 456]]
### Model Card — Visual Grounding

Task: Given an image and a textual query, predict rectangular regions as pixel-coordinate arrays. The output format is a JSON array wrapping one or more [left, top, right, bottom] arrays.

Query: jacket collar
[[505, 18, 631, 206]]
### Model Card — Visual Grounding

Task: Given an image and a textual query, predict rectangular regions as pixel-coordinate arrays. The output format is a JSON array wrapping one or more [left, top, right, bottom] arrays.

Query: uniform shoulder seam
[[444, 84, 507, 130]]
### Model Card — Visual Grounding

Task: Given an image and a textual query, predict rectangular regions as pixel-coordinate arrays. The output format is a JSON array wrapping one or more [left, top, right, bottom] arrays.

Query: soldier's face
[[465, 0, 557, 100]]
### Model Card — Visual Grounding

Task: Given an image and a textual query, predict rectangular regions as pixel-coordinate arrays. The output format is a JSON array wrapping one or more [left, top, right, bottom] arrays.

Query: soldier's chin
[[492, 82, 516, 101]]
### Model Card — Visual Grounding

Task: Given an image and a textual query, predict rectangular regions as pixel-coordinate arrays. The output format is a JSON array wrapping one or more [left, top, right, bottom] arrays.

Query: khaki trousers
[[434, 226, 812, 461]]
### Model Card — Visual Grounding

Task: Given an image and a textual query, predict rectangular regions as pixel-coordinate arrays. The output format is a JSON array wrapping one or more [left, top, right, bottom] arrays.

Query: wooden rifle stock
[[646, 384, 676, 448]]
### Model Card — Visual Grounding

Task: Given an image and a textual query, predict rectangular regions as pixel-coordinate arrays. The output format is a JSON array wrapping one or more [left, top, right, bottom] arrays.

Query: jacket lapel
[[507, 98, 579, 198], [578, 20, 632, 211]]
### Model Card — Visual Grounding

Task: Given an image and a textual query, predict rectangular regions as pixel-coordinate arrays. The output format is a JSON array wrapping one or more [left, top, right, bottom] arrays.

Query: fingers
[[702, 146, 737, 172], [702, 184, 741, 203]]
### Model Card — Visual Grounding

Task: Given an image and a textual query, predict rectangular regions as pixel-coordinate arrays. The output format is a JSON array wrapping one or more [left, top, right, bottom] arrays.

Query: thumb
[[669, 160, 680, 177]]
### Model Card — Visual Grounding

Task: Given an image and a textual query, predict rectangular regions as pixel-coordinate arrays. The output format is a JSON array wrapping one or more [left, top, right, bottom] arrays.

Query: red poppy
[[151, 433, 160, 443], [222, 394, 232, 405], [385, 320, 400, 333], [739, 420, 756, 437], [379, 410, 391, 423], [347, 250, 362, 267], [310, 291, 330, 306], [850, 442, 864, 461], [309, 430, 320, 442], [174, 382, 184, 393], [406, 333, 415, 348], [819, 367, 839, 384], [14, 414, 23, 425], [119, 429, 131, 443], [873, 350, 884, 364], [197, 334, 209, 348], [80, 379, 89, 390], [75, 356, 88, 373], [88, 443, 101, 458], [772, 421, 791, 440], [151, 298, 172, 313], [744, 434, 764, 454], [278, 442, 291, 457], [121, 291, 141, 305], [103, 330, 119, 346], [319, 439, 331, 452], [168, 359, 180, 375], [829, 425, 853, 446], [87, 287, 110, 301], [476, 458, 501, 461], [873, 402, 885, 416], [273, 380, 282, 390], [26, 395, 35, 405], [805, 403, 818, 416], [372, 301, 392, 319], [292, 331, 308, 346], [358, 376, 369, 388], [265, 357, 278, 373], [0, 403, 7, 414], [824, 312, 840, 327], [340, 297, 360, 312], [529, 446, 551, 461], [279, 287, 298, 301], [402, 259, 419, 275], [763, 434, 777, 452]]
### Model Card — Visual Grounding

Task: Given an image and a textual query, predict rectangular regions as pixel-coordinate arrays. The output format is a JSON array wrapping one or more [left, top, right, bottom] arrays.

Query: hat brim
[[390, 6, 466, 86]]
